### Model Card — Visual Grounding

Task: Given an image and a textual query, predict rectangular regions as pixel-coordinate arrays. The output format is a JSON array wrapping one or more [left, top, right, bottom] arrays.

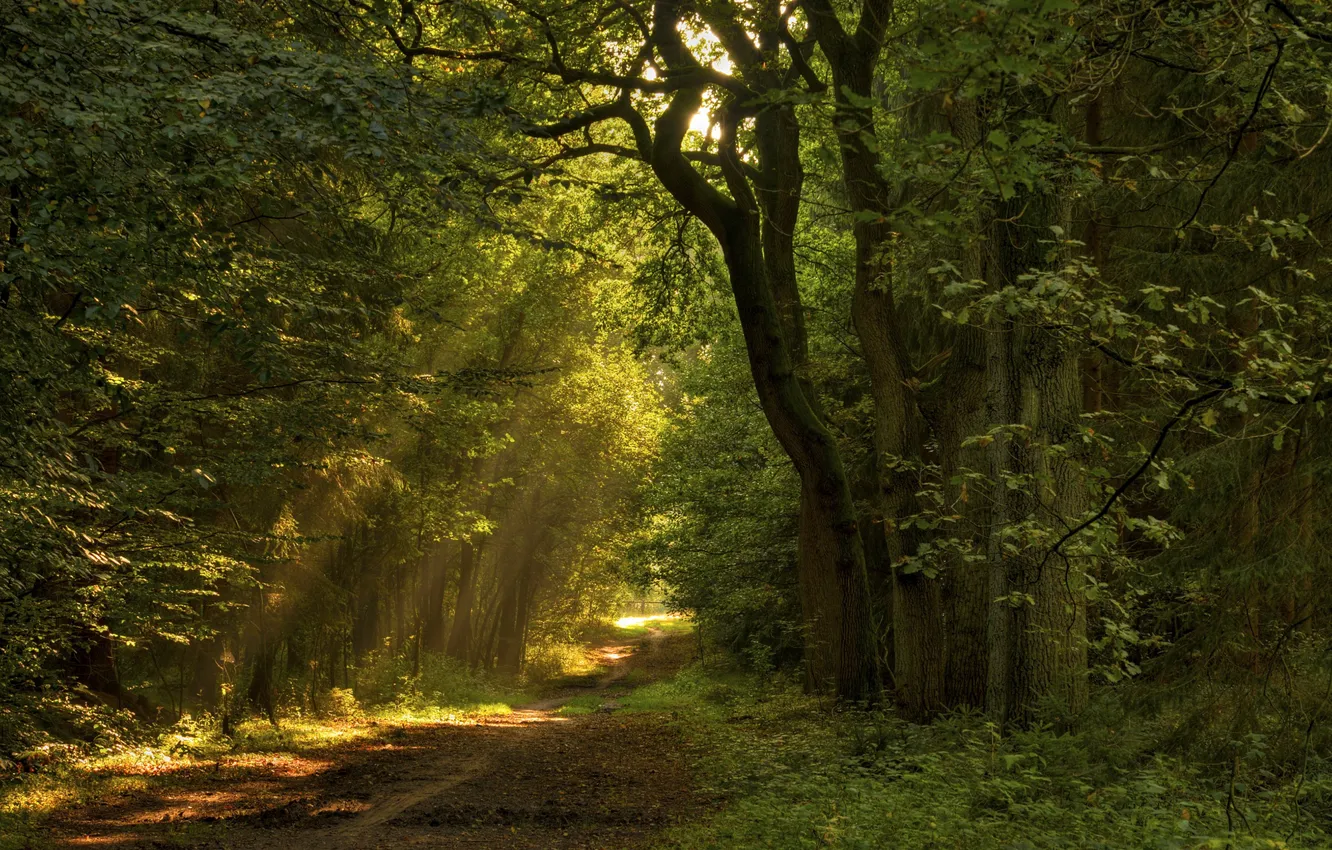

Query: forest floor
[[36, 625, 702, 849], [15, 628, 1329, 850]]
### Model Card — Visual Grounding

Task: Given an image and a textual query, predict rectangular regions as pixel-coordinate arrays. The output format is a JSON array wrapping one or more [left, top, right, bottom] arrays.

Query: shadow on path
[[48, 628, 698, 850]]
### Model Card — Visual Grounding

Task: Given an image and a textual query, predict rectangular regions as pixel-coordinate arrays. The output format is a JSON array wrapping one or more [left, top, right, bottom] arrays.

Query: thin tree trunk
[[352, 578, 379, 660], [421, 542, 451, 652], [445, 539, 476, 662]]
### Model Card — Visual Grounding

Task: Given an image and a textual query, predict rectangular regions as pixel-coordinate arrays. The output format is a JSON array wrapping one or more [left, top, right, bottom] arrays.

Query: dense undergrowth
[[634, 665, 1332, 850]]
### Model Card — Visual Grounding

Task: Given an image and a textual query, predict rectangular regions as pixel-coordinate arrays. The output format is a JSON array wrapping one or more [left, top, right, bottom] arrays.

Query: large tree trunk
[[936, 406, 991, 709], [853, 448, 894, 671], [854, 275, 943, 720], [983, 191, 1090, 728], [820, 28, 943, 719], [721, 212, 881, 700], [637, 22, 881, 700]]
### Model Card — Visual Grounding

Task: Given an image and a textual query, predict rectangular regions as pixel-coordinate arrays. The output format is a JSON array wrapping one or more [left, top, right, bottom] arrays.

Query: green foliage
[[0, 0, 493, 748], [0, 0, 665, 763], [650, 666, 1331, 850], [631, 331, 805, 669]]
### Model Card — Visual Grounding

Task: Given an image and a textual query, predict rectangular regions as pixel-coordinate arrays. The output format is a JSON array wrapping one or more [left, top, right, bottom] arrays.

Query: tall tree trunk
[[854, 449, 894, 671], [855, 276, 942, 719], [627, 0, 881, 700], [477, 601, 502, 671], [515, 566, 537, 668], [421, 542, 451, 652], [933, 393, 991, 710], [723, 211, 879, 699], [496, 542, 542, 675], [801, 0, 944, 713], [495, 580, 522, 674], [983, 190, 1089, 727], [73, 625, 123, 703], [352, 578, 379, 660], [393, 564, 406, 653], [246, 645, 276, 725], [930, 99, 993, 712], [192, 635, 223, 708]]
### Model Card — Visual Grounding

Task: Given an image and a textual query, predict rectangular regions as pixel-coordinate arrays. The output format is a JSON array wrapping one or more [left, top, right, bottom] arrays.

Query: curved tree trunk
[[632, 8, 881, 700]]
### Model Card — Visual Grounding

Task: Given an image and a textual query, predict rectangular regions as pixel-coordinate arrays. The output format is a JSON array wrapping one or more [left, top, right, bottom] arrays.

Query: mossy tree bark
[[982, 189, 1090, 727], [806, 0, 948, 718]]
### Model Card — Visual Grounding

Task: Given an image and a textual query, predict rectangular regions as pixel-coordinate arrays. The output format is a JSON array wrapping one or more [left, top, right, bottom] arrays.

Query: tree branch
[[1036, 387, 1226, 574], [1087, 337, 1332, 405]]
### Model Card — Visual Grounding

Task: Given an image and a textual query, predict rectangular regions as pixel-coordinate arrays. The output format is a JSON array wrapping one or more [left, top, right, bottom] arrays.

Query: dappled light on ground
[[614, 614, 686, 629], [35, 626, 699, 849]]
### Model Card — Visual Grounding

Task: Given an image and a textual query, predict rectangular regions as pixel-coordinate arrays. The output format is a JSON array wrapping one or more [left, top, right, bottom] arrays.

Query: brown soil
[[43, 628, 700, 849]]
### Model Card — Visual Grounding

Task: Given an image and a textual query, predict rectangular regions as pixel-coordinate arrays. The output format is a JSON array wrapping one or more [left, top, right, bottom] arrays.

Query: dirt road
[[47, 629, 699, 849]]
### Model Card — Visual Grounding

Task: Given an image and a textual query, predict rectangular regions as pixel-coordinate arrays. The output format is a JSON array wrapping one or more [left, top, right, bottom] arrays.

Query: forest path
[[48, 627, 699, 849]]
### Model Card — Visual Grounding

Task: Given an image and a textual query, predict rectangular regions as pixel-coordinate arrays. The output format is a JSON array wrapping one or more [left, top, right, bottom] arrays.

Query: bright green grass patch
[[617, 666, 735, 717], [612, 614, 694, 639]]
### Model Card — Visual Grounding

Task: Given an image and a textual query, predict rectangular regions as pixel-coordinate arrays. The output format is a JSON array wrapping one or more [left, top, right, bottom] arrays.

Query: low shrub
[[354, 650, 526, 715], [526, 640, 600, 682]]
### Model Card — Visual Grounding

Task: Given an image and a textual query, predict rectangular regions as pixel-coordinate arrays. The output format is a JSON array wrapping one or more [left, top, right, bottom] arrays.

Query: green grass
[[355, 650, 535, 713], [610, 614, 694, 639], [608, 663, 1332, 850], [617, 666, 734, 716]]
